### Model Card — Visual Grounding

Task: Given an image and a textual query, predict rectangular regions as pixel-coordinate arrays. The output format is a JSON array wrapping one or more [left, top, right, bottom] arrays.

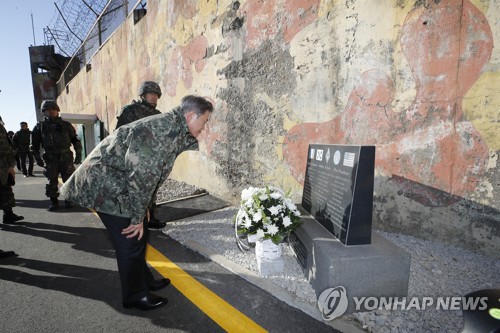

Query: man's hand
[[121, 222, 144, 240]]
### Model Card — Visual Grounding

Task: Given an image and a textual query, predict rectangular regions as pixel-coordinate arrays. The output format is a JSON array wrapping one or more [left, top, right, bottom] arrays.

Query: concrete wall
[[55, 0, 500, 257]]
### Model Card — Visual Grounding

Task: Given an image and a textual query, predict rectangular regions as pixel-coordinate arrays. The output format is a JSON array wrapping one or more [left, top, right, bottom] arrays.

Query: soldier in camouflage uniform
[[61, 95, 213, 311], [115, 81, 162, 130], [115, 81, 164, 229], [0, 116, 24, 226], [31, 100, 83, 211], [13, 122, 35, 177]]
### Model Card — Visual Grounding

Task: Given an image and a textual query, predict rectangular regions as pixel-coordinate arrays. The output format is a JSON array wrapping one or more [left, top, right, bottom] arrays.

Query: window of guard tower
[[134, 1, 147, 25]]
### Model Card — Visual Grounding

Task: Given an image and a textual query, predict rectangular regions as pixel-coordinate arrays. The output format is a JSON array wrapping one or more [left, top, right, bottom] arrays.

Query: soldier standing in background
[[115, 81, 162, 129], [0, 116, 24, 226], [30, 100, 83, 211], [13, 122, 35, 177], [115, 81, 165, 229], [7, 130, 21, 171]]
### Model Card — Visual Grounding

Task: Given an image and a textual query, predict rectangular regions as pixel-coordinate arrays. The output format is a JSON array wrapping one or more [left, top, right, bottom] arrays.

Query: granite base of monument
[[291, 209, 411, 314], [256, 256, 285, 276]]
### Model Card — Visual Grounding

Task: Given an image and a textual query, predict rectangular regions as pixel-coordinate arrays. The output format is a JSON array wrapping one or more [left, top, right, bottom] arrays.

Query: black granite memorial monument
[[290, 144, 410, 313], [301, 144, 375, 245]]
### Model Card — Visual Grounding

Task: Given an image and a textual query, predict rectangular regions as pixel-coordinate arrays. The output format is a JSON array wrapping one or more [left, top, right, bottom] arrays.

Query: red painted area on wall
[[138, 49, 156, 84], [242, 0, 320, 50], [168, 0, 197, 27], [197, 98, 227, 157], [400, 0, 493, 127], [165, 48, 181, 97], [242, 0, 279, 50], [165, 36, 208, 96], [284, 119, 345, 184], [283, 0, 492, 205], [283, 0, 320, 43]]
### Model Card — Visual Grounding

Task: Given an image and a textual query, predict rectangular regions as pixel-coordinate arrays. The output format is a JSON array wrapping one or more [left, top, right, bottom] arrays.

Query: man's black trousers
[[98, 212, 157, 303]]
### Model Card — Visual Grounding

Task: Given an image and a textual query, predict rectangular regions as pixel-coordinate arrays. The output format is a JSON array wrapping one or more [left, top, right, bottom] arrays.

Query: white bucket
[[255, 238, 282, 260]]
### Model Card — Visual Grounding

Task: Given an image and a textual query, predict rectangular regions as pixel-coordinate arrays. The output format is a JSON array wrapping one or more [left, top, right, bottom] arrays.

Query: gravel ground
[[157, 180, 500, 333]]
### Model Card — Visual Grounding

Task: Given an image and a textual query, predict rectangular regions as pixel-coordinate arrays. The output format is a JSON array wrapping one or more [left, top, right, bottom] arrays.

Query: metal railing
[[56, 0, 144, 94]]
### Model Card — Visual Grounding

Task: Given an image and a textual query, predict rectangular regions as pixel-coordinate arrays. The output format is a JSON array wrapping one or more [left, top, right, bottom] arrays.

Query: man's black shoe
[[148, 218, 166, 229], [64, 200, 73, 209], [28, 174, 35, 177], [123, 294, 167, 311], [0, 250, 17, 258], [3, 212, 24, 224], [48, 198, 59, 211], [148, 278, 171, 291]]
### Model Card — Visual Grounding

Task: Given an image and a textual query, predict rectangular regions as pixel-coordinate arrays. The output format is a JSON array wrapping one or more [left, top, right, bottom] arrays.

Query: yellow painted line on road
[[146, 244, 267, 333], [88, 209, 264, 331]]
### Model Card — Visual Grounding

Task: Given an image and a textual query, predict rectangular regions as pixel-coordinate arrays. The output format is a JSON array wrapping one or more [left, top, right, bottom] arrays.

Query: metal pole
[[31, 12, 36, 45]]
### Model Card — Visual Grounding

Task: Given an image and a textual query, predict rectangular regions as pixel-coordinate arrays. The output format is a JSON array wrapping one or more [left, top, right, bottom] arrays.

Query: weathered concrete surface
[[55, 0, 499, 257]]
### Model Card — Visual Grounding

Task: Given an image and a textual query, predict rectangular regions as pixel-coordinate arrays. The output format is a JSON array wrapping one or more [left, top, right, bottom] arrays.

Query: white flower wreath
[[234, 186, 301, 250]]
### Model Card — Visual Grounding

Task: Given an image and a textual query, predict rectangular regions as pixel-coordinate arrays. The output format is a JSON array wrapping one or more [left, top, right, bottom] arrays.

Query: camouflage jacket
[[12, 129, 31, 153], [31, 117, 82, 156], [60, 107, 198, 225], [115, 99, 161, 130], [0, 123, 15, 185]]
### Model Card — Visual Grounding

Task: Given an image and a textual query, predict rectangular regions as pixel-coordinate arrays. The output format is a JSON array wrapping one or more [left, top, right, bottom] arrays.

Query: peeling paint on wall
[[54, 0, 499, 257], [283, 0, 493, 201]]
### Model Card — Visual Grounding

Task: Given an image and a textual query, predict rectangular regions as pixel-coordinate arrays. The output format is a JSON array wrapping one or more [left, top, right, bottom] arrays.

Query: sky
[[0, 1, 56, 133]]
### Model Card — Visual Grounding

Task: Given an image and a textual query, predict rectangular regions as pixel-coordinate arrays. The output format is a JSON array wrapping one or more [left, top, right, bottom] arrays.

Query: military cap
[[138, 81, 162, 98], [40, 100, 60, 112]]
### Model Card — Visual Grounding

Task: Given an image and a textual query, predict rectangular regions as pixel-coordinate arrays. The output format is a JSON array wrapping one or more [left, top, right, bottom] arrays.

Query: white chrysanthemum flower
[[252, 210, 263, 222], [241, 187, 252, 201], [270, 191, 282, 199], [268, 206, 279, 216], [283, 216, 292, 227], [285, 198, 297, 211], [259, 193, 268, 201], [266, 224, 279, 235], [243, 214, 252, 228], [293, 209, 301, 217], [256, 229, 265, 239]]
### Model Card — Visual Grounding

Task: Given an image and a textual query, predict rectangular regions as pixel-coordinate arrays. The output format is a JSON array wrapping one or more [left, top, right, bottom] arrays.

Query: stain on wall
[[284, 0, 493, 199], [54, 0, 499, 257]]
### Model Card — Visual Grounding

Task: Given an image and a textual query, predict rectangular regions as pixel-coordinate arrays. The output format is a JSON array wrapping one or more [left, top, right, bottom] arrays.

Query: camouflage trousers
[[0, 183, 15, 210], [43, 152, 76, 198]]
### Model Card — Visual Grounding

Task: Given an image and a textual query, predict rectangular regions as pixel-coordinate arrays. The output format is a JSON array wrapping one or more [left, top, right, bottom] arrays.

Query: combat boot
[[48, 197, 59, 211], [3, 209, 24, 224]]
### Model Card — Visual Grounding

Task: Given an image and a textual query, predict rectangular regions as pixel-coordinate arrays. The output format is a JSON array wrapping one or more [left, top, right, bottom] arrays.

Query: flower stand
[[255, 239, 284, 276]]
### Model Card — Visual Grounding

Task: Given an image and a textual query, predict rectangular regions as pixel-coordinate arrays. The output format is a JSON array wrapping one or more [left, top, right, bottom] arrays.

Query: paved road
[[0, 168, 339, 332]]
